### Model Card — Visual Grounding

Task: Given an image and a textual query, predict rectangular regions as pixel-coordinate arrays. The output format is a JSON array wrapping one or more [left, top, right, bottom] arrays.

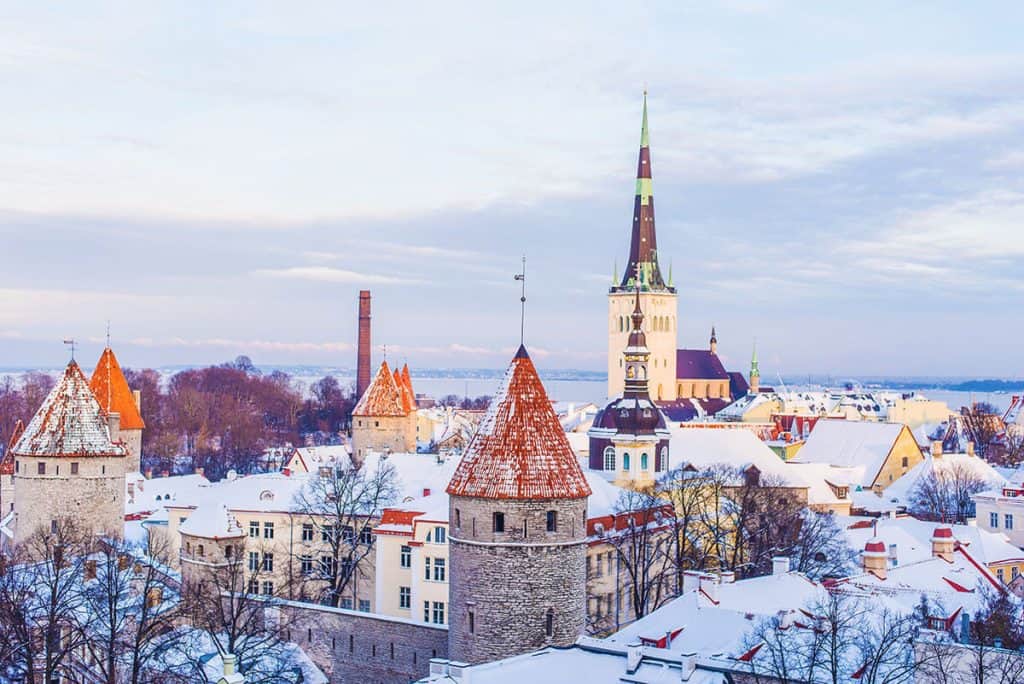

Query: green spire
[[668, 260, 673, 287], [613, 259, 618, 285], [750, 341, 760, 378], [640, 90, 650, 148]]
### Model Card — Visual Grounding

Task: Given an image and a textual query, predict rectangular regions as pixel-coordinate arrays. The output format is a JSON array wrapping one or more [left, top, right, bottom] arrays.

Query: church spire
[[710, 325, 718, 355], [749, 341, 761, 394], [618, 91, 669, 292]]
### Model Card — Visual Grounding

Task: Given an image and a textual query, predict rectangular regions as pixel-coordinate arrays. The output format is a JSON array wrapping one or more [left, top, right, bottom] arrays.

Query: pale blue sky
[[2, 2, 1024, 377]]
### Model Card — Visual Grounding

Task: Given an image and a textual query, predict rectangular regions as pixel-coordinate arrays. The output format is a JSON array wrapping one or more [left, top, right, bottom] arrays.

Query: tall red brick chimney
[[356, 290, 372, 399]]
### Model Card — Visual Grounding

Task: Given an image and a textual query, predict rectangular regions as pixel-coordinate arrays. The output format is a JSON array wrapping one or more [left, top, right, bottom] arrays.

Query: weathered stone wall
[[118, 428, 142, 474], [279, 599, 448, 684], [448, 495, 588, 664], [351, 415, 416, 460], [12, 454, 125, 544]]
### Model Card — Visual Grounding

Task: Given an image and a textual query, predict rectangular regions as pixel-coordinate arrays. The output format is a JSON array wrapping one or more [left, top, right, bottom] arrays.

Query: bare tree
[[789, 510, 859, 580], [290, 455, 398, 607], [655, 465, 712, 586], [909, 462, 990, 523], [600, 488, 675, 621]]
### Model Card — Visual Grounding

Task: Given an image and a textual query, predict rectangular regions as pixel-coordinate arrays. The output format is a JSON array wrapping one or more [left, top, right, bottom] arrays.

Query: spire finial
[[105, 320, 111, 348], [514, 256, 527, 346], [640, 89, 650, 148], [63, 338, 77, 362], [383, 344, 387, 361]]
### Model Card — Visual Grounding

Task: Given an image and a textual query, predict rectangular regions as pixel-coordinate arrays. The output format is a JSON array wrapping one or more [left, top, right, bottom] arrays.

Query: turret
[[447, 345, 591, 664], [749, 342, 761, 394], [709, 326, 718, 355]]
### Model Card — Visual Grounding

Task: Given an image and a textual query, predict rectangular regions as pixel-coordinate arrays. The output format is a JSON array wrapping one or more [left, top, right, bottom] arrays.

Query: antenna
[[63, 338, 77, 361], [105, 320, 111, 348], [514, 256, 526, 345]]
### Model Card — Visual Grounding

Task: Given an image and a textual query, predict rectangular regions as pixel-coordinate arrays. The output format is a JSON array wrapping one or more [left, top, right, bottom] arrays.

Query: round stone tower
[[446, 345, 592, 665], [11, 360, 127, 545]]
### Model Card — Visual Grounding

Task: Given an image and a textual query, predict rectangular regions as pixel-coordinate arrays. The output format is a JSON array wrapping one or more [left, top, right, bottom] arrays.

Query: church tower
[[749, 343, 761, 394], [447, 345, 591, 664], [608, 93, 678, 401]]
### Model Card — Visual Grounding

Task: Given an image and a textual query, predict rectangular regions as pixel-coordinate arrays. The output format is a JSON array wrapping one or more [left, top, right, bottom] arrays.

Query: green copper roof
[[640, 90, 650, 148], [750, 342, 760, 377]]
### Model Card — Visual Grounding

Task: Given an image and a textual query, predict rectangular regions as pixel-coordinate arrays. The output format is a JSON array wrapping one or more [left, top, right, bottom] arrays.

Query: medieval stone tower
[[89, 346, 145, 473], [351, 360, 417, 460], [608, 92, 678, 401], [446, 345, 592, 664], [11, 360, 127, 545]]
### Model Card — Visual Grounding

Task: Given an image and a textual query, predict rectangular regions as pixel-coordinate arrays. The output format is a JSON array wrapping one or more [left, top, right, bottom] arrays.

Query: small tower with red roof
[[447, 345, 592, 664], [11, 360, 128, 544], [89, 346, 146, 473], [351, 360, 417, 459]]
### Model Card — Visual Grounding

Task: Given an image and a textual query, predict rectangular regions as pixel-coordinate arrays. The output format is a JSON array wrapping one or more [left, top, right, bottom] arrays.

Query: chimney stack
[[966, 441, 975, 457], [356, 290, 372, 400], [863, 539, 887, 579], [931, 441, 942, 459], [932, 527, 955, 562], [772, 556, 790, 575]]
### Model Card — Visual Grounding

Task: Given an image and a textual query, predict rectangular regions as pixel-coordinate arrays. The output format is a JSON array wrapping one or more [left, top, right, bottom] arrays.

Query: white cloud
[[252, 266, 421, 285]]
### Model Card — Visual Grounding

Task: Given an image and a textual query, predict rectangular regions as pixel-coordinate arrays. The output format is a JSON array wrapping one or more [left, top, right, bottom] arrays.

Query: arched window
[[545, 608, 554, 638], [603, 447, 615, 471], [622, 453, 631, 471], [659, 446, 668, 472], [641, 453, 649, 470]]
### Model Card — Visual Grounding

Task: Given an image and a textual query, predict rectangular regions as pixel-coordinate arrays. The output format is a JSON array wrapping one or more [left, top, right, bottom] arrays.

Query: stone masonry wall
[[279, 599, 448, 684], [448, 496, 588, 664], [12, 455, 125, 544], [351, 415, 416, 460]]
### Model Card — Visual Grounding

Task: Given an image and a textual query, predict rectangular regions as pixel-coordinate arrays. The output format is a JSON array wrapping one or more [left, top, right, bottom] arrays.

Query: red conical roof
[[0, 420, 21, 474], [401, 364, 416, 409], [447, 345, 591, 500], [89, 347, 145, 430], [12, 361, 127, 458], [353, 361, 407, 417], [394, 367, 413, 414]]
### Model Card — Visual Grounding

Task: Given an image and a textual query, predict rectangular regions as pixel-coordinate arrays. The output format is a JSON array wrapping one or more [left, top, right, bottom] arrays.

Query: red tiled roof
[[0, 420, 25, 474], [401, 364, 416, 408], [394, 367, 415, 414], [676, 349, 730, 380], [12, 361, 127, 458], [447, 345, 591, 500], [89, 347, 145, 430], [353, 361, 407, 417]]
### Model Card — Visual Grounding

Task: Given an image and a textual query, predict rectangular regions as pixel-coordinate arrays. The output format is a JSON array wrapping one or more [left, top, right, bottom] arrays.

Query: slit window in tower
[[546, 510, 557, 532], [545, 609, 554, 638]]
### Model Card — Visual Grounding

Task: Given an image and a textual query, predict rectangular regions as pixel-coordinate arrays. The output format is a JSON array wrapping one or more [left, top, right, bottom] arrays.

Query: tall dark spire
[[617, 91, 670, 292], [623, 269, 651, 398]]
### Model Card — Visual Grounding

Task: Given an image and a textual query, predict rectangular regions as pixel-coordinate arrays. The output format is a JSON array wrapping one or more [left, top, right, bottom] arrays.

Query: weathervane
[[106, 320, 111, 348], [514, 256, 526, 345], [63, 338, 77, 361]]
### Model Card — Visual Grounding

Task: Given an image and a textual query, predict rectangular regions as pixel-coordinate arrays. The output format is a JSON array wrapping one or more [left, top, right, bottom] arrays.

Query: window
[[603, 446, 616, 471], [493, 512, 505, 533], [320, 556, 336, 577], [641, 453, 649, 470], [1014, 567, 1021, 579], [455, 509, 461, 528], [586, 555, 592, 578], [249, 521, 259, 538], [433, 558, 446, 582], [341, 597, 353, 610], [37, 462, 45, 475], [901, 456, 909, 467], [302, 523, 314, 541], [622, 453, 631, 471], [262, 553, 274, 572], [342, 525, 355, 544], [1007, 514, 1014, 530], [260, 581, 273, 596], [432, 601, 445, 625], [469, 610, 475, 634], [991, 512, 1000, 528], [425, 558, 432, 580], [360, 526, 373, 544], [197, 544, 205, 557], [606, 551, 613, 575], [545, 608, 554, 637], [359, 599, 370, 612], [301, 556, 313, 575], [998, 568, 1005, 583], [248, 577, 259, 594], [186, 542, 192, 555], [400, 545, 411, 568], [433, 526, 446, 544], [424, 601, 430, 622], [322, 525, 336, 543], [659, 446, 668, 472], [546, 510, 557, 532], [263, 522, 274, 539], [225, 545, 233, 558], [248, 552, 259, 572], [399, 586, 411, 609], [70, 462, 79, 475]]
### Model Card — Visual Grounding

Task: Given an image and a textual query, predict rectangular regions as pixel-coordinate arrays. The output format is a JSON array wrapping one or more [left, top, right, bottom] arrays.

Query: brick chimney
[[932, 526, 955, 562], [356, 290, 372, 400], [863, 538, 887, 579]]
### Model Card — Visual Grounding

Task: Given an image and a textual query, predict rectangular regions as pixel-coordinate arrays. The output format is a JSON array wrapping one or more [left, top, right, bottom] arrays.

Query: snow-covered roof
[[791, 420, 910, 487], [12, 360, 127, 459], [447, 346, 591, 500], [882, 452, 1006, 510], [125, 472, 209, 517], [419, 637, 726, 684], [353, 360, 407, 417], [179, 502, 244, 539]]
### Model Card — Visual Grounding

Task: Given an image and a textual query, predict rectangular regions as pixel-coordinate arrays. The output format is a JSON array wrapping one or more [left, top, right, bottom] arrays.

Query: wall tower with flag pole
[[607, 92, 679, 401]]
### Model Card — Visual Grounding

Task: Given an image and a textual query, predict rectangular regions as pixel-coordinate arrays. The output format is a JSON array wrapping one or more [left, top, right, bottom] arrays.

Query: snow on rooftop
[[791, 420, 909, 487], [882, 452, 1006, 510]]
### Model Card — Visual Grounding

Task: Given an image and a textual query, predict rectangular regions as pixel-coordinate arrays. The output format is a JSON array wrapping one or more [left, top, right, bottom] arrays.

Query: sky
[[2, 2, 1024, 378]]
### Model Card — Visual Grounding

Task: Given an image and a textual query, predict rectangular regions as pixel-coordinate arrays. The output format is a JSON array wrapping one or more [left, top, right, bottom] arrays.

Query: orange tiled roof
[[401, 364, 415, 406], [447, 345, 591, 500], [13, 360, 127, 458], [353, 361, 407, 417], [89, 347, 145, 430]]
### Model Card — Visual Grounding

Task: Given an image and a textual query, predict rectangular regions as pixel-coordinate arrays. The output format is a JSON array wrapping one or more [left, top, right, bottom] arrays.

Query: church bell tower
[[608, 92, 678, 401]]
